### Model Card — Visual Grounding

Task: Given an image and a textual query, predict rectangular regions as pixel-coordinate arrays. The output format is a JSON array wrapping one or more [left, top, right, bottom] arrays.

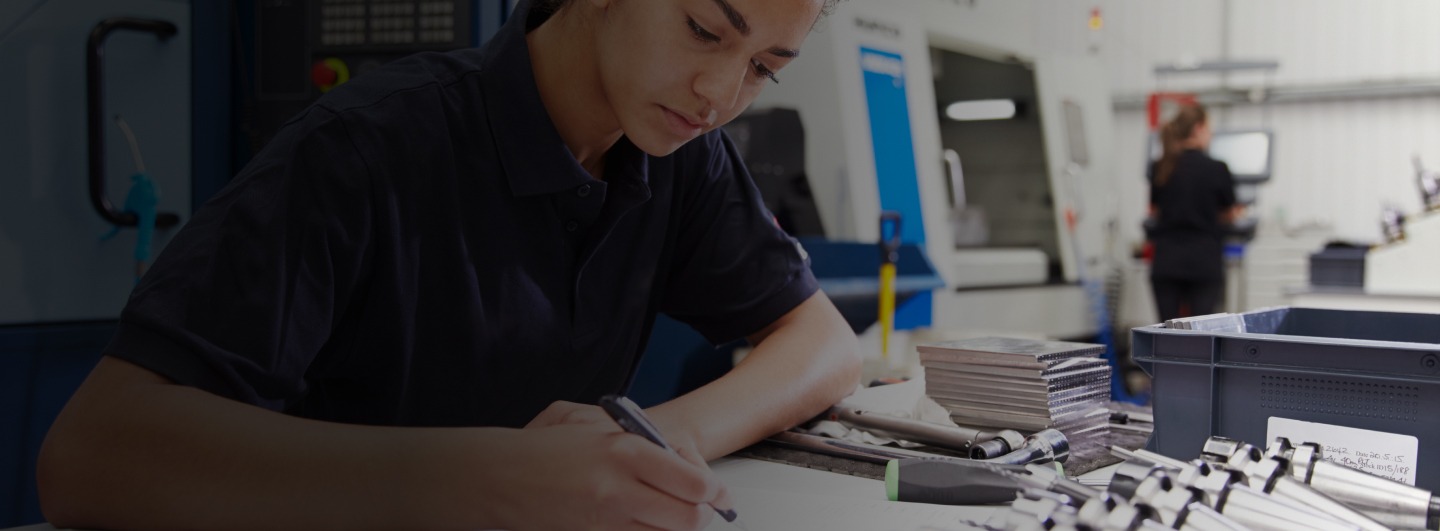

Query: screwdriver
[[887, 455, 1096, 506], [878, 211, 902, 359], [885, 457, 1030, 506]]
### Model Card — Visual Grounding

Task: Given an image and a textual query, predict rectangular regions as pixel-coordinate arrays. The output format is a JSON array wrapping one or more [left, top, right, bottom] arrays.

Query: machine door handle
[[943, 149, 966, 209], [87, 17, 182, 228]]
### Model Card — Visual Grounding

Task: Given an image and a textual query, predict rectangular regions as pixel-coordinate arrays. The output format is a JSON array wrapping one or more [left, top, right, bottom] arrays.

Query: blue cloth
[[104, 9, 816, 428], [124, 172, 158, 263], [96, 173, 158, 263]]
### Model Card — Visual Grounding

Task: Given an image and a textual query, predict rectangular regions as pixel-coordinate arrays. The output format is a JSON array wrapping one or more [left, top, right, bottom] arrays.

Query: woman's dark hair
[[526, 0, 567, 30], [1154, 104, 1207, 188], [527, 0, 843, 31]]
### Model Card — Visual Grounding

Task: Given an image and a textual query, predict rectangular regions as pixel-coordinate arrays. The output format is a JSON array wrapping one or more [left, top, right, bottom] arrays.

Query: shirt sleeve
[[1216, 161, 1238, 208], [103, 107, 373, 411], [1146, 162, 1159, 205], [659, 131, 819, 345]]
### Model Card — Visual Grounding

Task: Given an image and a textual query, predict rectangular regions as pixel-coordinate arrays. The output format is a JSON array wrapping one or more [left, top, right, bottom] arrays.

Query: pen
[[598, 395, 746, 528]]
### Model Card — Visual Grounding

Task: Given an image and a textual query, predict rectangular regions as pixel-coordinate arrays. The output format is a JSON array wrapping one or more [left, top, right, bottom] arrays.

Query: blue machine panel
[[859, 46, 931, 329]]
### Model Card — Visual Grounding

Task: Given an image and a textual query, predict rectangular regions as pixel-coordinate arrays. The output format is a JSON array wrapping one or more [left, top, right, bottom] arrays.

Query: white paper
[[704, 487, 998, 531], [1267, 417, 1419, 485], [834, 380, 970, 427], [818, 380, 960, 446], [838, 379, 927, 417]]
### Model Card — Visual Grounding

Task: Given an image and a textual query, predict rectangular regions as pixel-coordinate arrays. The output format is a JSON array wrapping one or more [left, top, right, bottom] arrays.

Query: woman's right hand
[[484, 422, 730, 531]]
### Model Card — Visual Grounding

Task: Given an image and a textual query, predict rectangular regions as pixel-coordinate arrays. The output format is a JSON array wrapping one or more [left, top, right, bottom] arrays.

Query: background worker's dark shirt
[[1148, 149, 1238, 280], [103, 12, 817, 428]]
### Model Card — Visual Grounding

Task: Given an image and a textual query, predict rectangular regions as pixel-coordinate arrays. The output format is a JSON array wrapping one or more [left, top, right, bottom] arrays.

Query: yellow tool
[[879, 212, 902, 359]]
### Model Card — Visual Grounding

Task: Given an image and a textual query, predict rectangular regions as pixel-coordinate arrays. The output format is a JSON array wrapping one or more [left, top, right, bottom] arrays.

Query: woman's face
[[589, 0, 823, 156]]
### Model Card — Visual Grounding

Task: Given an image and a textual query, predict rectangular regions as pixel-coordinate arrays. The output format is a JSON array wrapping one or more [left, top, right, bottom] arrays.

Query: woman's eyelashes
[[751, 60, 779, 84], [685, 17, 781, 84], [686, 17, 720, 43]]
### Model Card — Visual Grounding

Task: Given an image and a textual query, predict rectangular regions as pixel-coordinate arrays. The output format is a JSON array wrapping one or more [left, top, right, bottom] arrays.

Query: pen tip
[[716, 507, 738, 522]]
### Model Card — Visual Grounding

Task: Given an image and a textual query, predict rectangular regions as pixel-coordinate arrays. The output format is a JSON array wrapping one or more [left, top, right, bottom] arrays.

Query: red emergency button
[[311, 57, 351, 92]]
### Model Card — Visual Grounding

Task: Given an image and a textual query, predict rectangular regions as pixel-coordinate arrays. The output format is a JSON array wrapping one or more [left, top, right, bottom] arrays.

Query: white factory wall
[[1036, 0, 1440, 316], [1074, 0, 1440, 244], [1229, 1, 1440, 87], [755, 1, 1440, 324]]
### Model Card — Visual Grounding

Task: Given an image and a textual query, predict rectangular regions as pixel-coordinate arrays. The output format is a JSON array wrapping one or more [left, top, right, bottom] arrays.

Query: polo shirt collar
[[479, 2, 648, 197]]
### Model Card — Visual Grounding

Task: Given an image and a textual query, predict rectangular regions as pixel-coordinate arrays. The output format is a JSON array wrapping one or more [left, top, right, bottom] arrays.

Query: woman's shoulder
[[1175, 149, 1226, 174]]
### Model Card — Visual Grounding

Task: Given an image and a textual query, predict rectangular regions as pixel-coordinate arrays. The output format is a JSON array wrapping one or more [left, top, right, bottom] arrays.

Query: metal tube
[[1111, 446, 1183, 470], [1129, 447, 1190, 471], [1021, 463, 1100, 503], [1179, 502, 1250, 531], [764, 431, 945, 464], [1269, 476, 1390, 531], [1308, 459, 1434, 530], [983, 429, 1069, 465], [828, 407, 1024, 458], [830, 407, 980, 451], [1213, 485, 1361, 531]]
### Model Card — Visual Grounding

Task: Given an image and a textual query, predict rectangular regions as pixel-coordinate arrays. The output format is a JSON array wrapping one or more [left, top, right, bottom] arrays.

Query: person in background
[[37, 0, 860, 529], [1147, 104, 1244, 322]]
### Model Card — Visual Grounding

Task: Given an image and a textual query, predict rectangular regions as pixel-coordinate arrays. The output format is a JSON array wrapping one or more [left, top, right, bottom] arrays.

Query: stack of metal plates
[[1164, 313, 1246, 333], [917, 337, 1112, 456]]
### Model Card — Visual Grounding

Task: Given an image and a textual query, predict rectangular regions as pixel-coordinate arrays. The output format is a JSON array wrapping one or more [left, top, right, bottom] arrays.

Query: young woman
[[38, 0, 859, 529], [1147, 104, 1243, 322]]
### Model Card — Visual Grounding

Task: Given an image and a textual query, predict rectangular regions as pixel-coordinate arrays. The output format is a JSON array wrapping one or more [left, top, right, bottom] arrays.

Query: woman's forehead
[[688, 0, 824, 30]]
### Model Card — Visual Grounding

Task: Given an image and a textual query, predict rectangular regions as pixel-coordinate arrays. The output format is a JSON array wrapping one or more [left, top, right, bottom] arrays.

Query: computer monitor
[[1147, 129, 1274, 183], [1208, 130, 1273, 183]]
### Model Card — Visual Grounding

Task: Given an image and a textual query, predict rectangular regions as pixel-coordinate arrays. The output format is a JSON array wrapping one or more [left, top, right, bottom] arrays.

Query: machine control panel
[[248, 0, 489, 152]]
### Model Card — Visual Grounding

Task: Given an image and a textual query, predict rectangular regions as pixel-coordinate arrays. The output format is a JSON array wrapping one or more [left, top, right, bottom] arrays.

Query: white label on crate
[[1268, 417, 1419, 485]]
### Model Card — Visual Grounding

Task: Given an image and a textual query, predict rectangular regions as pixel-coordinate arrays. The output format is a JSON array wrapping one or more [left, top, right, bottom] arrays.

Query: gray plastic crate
[[1132, 307, 1440, 491]]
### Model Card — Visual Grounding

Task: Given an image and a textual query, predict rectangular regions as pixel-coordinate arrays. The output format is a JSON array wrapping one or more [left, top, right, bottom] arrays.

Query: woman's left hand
[[525, 400, 614, 429]]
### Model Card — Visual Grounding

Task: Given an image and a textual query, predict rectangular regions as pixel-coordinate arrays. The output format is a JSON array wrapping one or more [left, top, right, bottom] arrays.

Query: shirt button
[[576, 184, 592, 198], [565, 220, 579, 232]]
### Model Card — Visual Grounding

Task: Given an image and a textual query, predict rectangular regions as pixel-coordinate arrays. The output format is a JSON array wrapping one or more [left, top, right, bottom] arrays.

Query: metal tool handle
[[984, 429, 1070, 465], [826, 407, 1026, 459], [764, 431, 942, 465], [829, 407, 977, 454], [87, 17, 182, 229]]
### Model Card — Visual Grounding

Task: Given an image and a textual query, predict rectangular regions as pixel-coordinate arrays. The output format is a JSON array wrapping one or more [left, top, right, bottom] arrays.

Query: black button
[[565, 220, 579, 232], [576, 184, 592, 198]]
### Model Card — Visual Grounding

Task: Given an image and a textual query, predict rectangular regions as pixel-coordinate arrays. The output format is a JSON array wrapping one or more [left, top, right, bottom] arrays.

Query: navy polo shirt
[[104, 11, 818, 428]]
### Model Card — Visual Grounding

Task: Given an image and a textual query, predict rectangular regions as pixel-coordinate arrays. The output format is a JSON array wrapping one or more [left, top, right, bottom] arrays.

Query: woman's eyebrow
[[768, 47, 799, 59], [709, 0, 750, 35], [708, 0, 801, 59]]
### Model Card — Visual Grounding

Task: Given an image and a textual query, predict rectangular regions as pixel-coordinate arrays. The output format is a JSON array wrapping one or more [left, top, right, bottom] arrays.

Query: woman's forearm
[[39, 357, 517, 530], [648, 292, 862, 459]]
